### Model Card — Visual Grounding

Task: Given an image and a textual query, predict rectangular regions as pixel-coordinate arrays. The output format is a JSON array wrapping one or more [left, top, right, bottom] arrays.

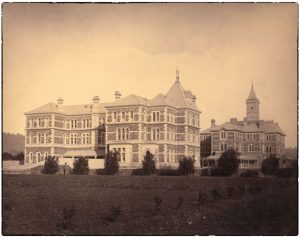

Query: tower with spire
[[246, 84, 260, 122]]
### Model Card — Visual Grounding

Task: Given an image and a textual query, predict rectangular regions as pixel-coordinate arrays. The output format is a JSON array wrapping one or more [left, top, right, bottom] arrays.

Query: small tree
[[104, 150, 120, 175], [217, 148, 240, 176], [3, 152, 14, 161], [14, 152, 24, 162], [72, 157, 89, 175], [42, 156, 59, 174], [142, 151, 156, 175], [261, 154, 279, 175], [178, 156, 195, 176]]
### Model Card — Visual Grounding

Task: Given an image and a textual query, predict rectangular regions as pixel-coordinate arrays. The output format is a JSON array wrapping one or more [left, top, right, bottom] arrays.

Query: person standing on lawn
[[63, 162, 67, 175]]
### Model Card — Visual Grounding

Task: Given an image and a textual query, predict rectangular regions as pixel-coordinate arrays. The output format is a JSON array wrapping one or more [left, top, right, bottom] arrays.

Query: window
[[153, 112, 160, 122], [152, 128, 160, 140], [122, 128, 125, 140], [221, 131, 227, 139], [70, 133, 77, 144], [118, 128, 121, 140], [29, 152, 33, 163], [37, 133, 41, 144], [98, 132, 105, 144], [122, 112, 125, 120], [130, 111, 133, 120], [44, 152, 48, 160], [113, 112, 117, 121], [122, 148, 125, 162], [126, 128, 129, 140], [221, 142, 227, 151], [37, 152, 41, 163], [248, 144, 254, 152]]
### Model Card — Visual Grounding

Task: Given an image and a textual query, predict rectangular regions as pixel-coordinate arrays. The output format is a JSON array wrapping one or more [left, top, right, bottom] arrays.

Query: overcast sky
[[3, 3, 298, 147]]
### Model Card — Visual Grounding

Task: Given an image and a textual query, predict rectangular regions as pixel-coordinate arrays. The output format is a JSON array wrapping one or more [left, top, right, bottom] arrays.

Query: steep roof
[[165, 81, 199, 111], [247, 85, 259, 101]]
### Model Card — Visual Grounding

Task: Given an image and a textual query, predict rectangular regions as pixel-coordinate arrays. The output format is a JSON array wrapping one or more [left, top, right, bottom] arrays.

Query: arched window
[[44, 152, 48, 160]]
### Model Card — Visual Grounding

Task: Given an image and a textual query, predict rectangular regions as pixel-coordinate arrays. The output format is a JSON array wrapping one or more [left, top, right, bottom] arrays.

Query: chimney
[[230, 118, 238, 124], [92, 96, 100, 104], [114, 91, 121, 100], [211, 119, 216, 127], [57, 97, 64, 105], [192, 95, 196, 103]]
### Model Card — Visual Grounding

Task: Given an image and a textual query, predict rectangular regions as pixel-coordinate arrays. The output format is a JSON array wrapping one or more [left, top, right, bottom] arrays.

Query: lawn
[[2, 175, 298, 235]]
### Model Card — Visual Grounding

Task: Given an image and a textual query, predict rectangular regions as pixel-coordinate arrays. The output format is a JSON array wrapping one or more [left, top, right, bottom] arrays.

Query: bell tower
[[246, 84, 260, 122]]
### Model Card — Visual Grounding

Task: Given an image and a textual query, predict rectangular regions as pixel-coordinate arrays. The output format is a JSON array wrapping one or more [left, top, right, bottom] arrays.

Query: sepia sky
[[3, 3, 298, 147]]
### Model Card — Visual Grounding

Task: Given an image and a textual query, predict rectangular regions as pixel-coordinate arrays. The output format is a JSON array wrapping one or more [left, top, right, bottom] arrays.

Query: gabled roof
[[106, 94, 148, 107]]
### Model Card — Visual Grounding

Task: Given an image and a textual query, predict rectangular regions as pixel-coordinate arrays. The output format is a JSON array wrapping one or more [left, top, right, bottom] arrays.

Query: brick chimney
[[92, 96, 100, 104], [114, 91, 121, 100], [211, 119, 216, 127]]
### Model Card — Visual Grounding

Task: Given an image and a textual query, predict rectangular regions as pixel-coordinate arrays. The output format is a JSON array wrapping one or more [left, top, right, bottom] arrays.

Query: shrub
[[42, 156, 59, 174], [131, 168, 146, 176], [210, 168, 223, 177], [158, 168, 179, 176], [239, 170, 259, 177], [96, 169, 105, 175], [277, 168, 297, 178], [141, 151, 156, 175], [104, 151, 119, 175], [217, 148, 240, 176], [261, 155, 279, 176], [178, 156, 195, 176], [72, 157, 89, 175], [200, 168, 210, 176]]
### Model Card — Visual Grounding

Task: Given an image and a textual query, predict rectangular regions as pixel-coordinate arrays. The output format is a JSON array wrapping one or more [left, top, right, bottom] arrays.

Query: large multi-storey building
[[200, 86, 285, 169], [24, 72, 201, 168]]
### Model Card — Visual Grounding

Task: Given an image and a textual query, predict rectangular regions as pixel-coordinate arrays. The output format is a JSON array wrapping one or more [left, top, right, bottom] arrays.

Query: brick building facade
[[200, 86, 285, 169], [24, 72, 201, 168]]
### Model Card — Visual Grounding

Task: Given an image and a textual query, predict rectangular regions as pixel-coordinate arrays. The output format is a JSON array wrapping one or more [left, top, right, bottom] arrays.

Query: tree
[[142, 151, 156, 175], [14, 152, 24, 162], [217, 148, 240, 176], [72, 157, 89, 175], [261, 154, 279, 175], [42, 156, 59, 174], [104, 150, 120, 175], [178, 156, 195, 175], [3, 152, 14, 161]]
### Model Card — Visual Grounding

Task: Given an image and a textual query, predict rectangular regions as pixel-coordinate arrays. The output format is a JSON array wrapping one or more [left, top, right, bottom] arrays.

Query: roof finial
[[251, 80, 254, 88], [176, 67, 180, 83]]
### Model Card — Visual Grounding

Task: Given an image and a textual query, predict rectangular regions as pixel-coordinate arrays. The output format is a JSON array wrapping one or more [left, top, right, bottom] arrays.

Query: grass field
[[2, 175, 298, 235]]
